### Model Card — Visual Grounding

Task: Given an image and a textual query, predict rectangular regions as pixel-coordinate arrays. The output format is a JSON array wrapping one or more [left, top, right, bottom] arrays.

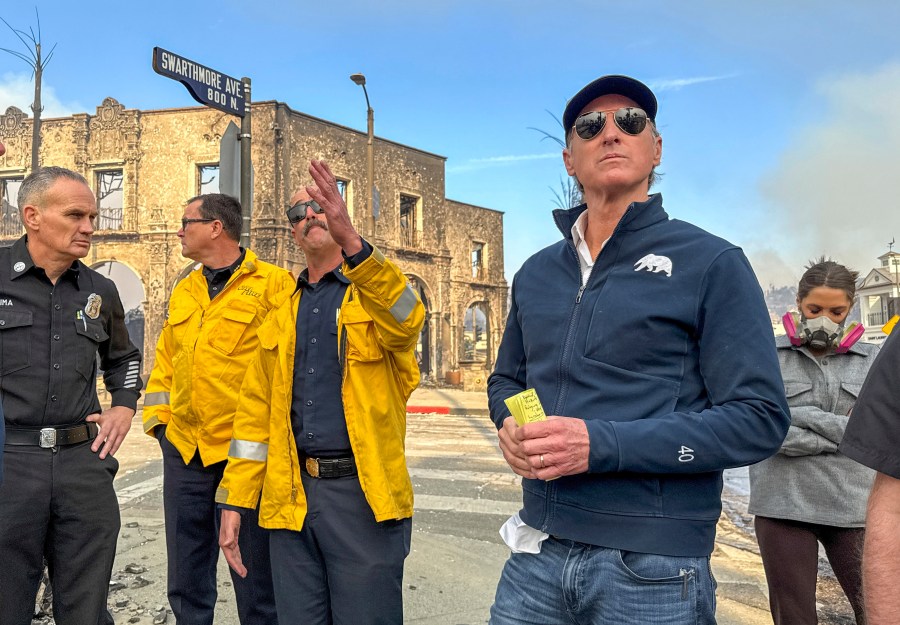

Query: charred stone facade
[[0, 99, 507, 389]]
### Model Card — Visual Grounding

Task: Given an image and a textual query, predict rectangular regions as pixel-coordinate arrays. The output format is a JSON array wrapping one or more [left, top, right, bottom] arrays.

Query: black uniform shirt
[[840, 329, 900, 479], [0, 236, 143, 428]]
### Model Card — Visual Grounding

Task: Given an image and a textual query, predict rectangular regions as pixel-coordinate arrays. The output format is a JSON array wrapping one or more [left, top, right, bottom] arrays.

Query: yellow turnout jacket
[[143, 249, 294, 465], [216, 246, 424, 526]]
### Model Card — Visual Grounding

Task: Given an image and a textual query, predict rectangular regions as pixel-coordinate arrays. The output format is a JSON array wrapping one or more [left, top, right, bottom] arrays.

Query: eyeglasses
[[181, 218, 215, 229], [573, 107, 649, 141], [286, 200, 325, 225]]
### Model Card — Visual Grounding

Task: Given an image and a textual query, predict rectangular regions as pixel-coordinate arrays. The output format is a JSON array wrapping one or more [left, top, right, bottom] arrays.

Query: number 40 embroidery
[[678, 446, 695, 463]]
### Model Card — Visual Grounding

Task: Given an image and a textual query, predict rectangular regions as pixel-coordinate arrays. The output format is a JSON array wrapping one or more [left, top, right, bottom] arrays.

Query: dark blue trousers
[[160, 432, 277, 625], [269, 471, 412, 625]]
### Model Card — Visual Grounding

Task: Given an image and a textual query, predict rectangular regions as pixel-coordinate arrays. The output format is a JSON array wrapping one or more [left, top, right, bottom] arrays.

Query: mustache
[[303, 220, 328, 237]]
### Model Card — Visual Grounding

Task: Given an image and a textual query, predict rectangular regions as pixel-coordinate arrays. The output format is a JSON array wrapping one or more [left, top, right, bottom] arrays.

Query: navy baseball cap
[[562, 75, 658, 134]]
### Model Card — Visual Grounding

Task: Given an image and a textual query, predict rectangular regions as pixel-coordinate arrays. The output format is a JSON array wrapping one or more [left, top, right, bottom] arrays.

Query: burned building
[[0, 98, 507, 390]]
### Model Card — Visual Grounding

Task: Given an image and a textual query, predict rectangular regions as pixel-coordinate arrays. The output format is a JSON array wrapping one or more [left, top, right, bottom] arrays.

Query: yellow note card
[[504, 389, 547, 426]]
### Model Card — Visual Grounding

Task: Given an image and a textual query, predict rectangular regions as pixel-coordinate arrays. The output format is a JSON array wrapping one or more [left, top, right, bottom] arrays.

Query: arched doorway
[[407, 275, 432, 378], [463, 302, 489, 364], [92, 260, 146, 361]]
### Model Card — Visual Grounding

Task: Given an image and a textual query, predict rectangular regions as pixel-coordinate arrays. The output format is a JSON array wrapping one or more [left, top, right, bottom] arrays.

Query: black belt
[[5, 423, 100, 448], [300, 454, 357, 479]]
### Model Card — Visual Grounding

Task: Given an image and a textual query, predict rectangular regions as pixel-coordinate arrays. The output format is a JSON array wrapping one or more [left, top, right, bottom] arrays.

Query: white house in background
[[858, 250, 900, 345]]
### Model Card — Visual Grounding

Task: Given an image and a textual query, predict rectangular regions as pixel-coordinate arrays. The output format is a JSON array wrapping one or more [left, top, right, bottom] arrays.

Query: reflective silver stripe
[[124, 362, 141, 388], [144, 415, 161, 432], [390, 283, 418, 323], [143, 391, 170, 406], [229, 439, 268, 461]]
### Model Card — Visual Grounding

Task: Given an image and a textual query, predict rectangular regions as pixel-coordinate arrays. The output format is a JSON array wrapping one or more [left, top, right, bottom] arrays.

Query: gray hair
[[18, 167, 89, 214]]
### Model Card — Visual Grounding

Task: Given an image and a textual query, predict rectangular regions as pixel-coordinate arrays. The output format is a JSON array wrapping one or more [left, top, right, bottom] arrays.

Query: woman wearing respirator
[[749, 258, 876, 625]]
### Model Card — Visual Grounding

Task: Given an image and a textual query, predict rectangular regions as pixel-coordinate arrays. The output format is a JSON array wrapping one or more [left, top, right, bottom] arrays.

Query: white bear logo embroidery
[[634, 253, 673, 277]]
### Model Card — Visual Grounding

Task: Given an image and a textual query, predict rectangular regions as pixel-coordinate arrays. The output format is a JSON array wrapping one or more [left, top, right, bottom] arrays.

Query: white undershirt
[[571, 210, 608, 286]]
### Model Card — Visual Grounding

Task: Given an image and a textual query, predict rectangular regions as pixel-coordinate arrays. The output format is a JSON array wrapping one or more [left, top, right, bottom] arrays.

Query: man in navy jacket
[[487, 75, 789, 624]]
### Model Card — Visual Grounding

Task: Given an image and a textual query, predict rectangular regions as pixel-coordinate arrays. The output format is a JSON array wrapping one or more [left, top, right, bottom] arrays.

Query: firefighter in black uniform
[[0, 166, 143, 625]]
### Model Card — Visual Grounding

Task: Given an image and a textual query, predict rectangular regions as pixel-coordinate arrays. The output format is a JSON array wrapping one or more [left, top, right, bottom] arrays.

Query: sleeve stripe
[[229, 438, 269, 462], [120, 362, 142, 388], [390, 283, 419, 324], [143, 391, 170, 406], [144, 415, 161, 432]]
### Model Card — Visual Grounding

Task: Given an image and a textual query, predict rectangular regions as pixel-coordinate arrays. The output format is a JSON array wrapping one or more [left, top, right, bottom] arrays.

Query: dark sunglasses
[[573, 107, 649, 140], [286, 200, 325, 225]]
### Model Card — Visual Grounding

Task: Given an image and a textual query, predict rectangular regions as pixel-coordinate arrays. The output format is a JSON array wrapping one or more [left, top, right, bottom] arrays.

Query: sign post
[[218, 122, 241, 199], [152, 47, 252, 246]]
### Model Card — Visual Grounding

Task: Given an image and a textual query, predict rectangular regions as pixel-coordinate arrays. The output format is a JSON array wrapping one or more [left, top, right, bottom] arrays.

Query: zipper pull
[[576, 285, 586, 303]]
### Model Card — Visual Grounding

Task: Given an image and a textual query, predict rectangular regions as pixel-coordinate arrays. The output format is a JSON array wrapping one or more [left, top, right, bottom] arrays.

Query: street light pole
[[350, 73, 375, 238], [240, 77, 252, 250]]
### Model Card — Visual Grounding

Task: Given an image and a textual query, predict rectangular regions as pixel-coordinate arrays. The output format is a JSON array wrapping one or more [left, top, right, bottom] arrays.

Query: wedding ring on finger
[[540, 454, 545, 469]]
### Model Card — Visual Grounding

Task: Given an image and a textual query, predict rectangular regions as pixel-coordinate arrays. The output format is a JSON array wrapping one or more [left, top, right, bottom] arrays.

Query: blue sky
[[2, 0, 899, 289]]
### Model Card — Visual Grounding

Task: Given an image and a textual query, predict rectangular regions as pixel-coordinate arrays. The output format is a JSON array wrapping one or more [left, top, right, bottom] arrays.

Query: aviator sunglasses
[[573, 107, 649, 140], [286, 199, 325, 225]]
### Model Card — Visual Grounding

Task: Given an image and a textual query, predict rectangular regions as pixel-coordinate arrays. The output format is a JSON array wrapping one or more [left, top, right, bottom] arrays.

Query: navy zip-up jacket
[[488, 194, 790, 557]]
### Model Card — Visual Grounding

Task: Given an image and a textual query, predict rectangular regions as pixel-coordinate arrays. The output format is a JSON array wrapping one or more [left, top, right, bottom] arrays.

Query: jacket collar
[[231, 247, 259, 277], [552, 193, 668, 244], [775, 333, 871, 357], [186, 247, 259, 301], [202, 247, 247, 282]]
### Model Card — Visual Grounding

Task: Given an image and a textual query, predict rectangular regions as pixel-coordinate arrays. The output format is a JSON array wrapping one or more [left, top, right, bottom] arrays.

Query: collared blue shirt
[[291, 241, 372, 456]]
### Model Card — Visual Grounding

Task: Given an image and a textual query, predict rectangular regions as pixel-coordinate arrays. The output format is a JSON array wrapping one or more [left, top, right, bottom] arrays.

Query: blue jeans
[[489, 537, 717, 625]]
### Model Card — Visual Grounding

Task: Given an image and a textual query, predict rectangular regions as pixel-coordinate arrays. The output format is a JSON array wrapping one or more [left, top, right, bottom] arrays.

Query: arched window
[[463, 303, 488, 362], [91, 261, 146, 373], [407, 276, 431, 375]]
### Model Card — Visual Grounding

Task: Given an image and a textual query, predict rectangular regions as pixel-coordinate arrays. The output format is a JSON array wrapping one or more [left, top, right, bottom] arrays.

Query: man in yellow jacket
[[143, 193, 292, 625], [217, 160, 425, 624]]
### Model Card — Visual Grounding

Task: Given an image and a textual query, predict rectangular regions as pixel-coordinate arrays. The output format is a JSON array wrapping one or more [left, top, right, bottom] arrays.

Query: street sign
[[152, 47, 246, 117]]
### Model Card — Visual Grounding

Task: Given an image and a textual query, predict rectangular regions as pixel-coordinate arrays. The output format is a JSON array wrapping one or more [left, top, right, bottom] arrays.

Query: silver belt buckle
[[39, 428, 57, 448]]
